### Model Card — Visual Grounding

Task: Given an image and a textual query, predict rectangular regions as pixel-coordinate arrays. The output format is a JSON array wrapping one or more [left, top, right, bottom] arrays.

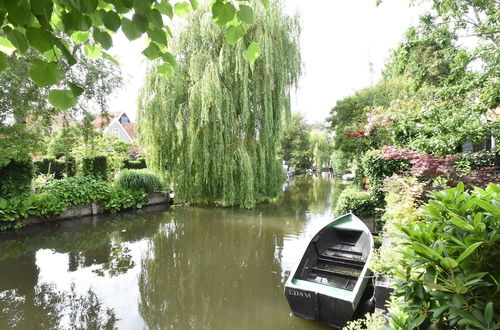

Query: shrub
[[28, 193, 67, 217], [362, 149, 410, 187], [458, 150, 497, 170], [390, 183, 499, 329], [42, 176, 110, 206], [115, 169, 163, 193], [101, 188, 148, 213], [334, 186, 378, 218], [0, 159, 34, 198], [123, 158, 147, 169], [0, 196, 31, 229], [34, 157, 66, 179], [65, 156, 77, 177], [82, 156, 108, 180]]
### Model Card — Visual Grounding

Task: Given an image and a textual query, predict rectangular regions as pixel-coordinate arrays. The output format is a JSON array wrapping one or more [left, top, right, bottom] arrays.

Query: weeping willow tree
[[138, 1, 301, 208]]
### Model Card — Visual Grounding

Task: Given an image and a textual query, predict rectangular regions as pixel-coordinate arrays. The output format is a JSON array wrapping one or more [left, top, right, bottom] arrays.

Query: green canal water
[[0, 175, 346, 330]]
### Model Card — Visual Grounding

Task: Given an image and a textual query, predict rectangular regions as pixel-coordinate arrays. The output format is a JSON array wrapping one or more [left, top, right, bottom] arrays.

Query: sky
[[107, 0, 430, 123]]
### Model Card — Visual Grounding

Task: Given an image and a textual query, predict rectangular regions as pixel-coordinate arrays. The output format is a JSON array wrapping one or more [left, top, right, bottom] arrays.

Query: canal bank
[[0, 175, 345, 330]]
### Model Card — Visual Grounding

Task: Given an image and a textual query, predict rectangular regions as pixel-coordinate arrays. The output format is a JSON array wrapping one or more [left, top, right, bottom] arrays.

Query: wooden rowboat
[[284, 213, 374, 327]]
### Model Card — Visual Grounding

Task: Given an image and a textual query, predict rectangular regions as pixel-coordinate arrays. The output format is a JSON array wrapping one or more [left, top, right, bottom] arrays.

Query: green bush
[[390, 183, 499, 329], [65, 156, 77, 177], [101, 188, 148, 213], [0, 196, 31, 229], [28, 193, 67, 217], [458, 150, 497, 170], [34, 157, 66, 179], [0, 159, 34, 198], [115, 169, 163, 193], [123, 158, 147, 169], [82, 156, 108, 180], [361, 150, 410, 186], [334, 187, 378, 218], [42, 176, 110, 206]]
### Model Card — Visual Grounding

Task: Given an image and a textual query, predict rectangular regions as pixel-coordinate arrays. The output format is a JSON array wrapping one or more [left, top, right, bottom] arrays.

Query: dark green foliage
[[458, 151, 497, 170], [28, 193, 67, 218], [65, 156, 77, 177], [82, 156, 108, 180], [361, 150, 410, 186], [0, 196, 31, 229], [101, 188, 148, 213], [34, 157, 66, 179], [115, 169, 163, 193], [334, 187, 378, 218], [392, 183, 499, 329], [123, 158, 147, 169], [42, 176, 110, 206], [0, 159, 34, 198]]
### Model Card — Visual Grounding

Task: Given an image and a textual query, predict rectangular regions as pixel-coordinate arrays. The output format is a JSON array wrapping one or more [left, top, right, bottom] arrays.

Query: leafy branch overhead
[[0, 0, 267, 110]]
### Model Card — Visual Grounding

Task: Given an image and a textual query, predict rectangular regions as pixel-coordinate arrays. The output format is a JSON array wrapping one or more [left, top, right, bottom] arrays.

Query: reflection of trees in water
[[138, 208, 289, 330], [0, 283, 117, 329]]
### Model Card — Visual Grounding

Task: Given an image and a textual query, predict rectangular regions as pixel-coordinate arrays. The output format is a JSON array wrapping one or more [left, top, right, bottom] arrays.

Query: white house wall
[[105, 121, 132, 143]]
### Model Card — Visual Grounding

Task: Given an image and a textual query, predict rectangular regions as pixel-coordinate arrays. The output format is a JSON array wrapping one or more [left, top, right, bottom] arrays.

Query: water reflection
[[0, 175, 344, 329]]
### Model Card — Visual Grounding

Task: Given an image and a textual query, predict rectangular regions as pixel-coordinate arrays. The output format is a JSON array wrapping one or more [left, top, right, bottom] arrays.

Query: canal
[[0, 175, 345, 329]]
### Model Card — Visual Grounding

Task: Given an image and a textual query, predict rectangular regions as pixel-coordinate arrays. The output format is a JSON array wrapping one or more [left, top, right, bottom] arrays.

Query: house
[[92, 112, 137, 143]]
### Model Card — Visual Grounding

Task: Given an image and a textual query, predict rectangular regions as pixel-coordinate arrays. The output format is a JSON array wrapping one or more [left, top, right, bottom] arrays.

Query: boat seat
[[316, 257, 363, 270], [319, 253, 365, 267]]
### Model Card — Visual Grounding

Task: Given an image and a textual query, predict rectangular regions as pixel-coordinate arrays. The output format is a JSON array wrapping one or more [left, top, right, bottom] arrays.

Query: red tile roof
[[91, 112, 120, 129], [122, 123, 137, 141]]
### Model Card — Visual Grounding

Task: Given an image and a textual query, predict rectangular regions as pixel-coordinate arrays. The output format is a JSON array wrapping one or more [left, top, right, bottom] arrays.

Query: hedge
[[34, 157, 66, 179], [123, 158, 147, 169], [0, 159, 34, 198], [334, 187, 379, 218], [115, 169, 162, 193], [82, 156, 108, 180]]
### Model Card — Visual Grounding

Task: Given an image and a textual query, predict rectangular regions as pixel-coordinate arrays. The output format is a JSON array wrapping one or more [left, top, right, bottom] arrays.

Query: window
[[111, 127, 119, 136]]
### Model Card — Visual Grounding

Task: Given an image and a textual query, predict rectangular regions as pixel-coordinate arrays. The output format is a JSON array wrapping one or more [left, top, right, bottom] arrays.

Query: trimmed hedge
[[0, 159, 34, 198], [82, 156, 108, 180], [34, 157, 66, 179], [115, 169, 162, 193], [334, 187, 379, 218], [65, 156, 77, 177], [123, 158, 147, 169]]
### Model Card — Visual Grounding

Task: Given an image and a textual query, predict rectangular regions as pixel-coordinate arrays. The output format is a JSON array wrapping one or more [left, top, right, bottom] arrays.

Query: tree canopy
[[138, 1, 301, 208], [0, 0, 268, 110]]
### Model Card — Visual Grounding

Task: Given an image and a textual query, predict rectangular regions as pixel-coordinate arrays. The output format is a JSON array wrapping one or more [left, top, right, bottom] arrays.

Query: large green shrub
[[458, 150, 497, 170], [123, 158, 147, 169], [101, 188, 148, 213], [115, 169, 163, 193], [0, 159, 34, 198], [390, 183, 499, 329], [65, 156, 77, 177], [42, 176, 110, 206], [334, 186, 378, 218], [28, 193, 67, 217], [0, 196, 31, 229], [82, 156, 108, 180], [361, 150, 410, 186], [34, 157, 66, 179]]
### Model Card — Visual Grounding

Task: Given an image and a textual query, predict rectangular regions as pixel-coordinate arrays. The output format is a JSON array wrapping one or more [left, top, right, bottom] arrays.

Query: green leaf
[[155, 1, 173, 19], [440, 257, 458, 268], [162, 52, 176, 68], [103, 11, 122, 32], [147, 9, 163, 28], [25, 27, 52, 52], [225, 25, 245, 45], [212, 1, 236, 26], [6, 1, 32, 26], [0, 52, 7, 72], [78, 0, 98, 13], [260, 0, 270, 9], [93, 30, 113, 50], [237, 5, 254, 24], [28, 59, 64, 87], [147, 28, 168, 46], [62, 12, 92, 32], [68, 82, 84, 97], [457, 242, 482, 263], [6, 30, 28, 54], [484, 302, 493, 324], [157, 63, 173, 77], [174, 2, 192, 18], [189, 0, 198, 10], [245, 42, 260, 63], [71, 31, 89, 44], [475, 199, 500, 216], [48, 89, 77, 110], [53, 38, 77, 66], [0, 37, 16, 56], [84, 44, 101, 59], [450, 216, 474, 232], [132, 13, 149, 33], [121, 17, 141, 40], [30, 0, 54, 18], [142, 42, 161, 60]]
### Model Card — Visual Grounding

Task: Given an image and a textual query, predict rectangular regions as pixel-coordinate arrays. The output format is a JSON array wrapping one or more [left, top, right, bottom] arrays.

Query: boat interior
[[294, 227, 370, 291]]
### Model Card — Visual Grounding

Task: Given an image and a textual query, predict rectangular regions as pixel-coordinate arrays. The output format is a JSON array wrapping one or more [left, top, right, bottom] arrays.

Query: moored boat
[[284, 213, 374, 327]]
